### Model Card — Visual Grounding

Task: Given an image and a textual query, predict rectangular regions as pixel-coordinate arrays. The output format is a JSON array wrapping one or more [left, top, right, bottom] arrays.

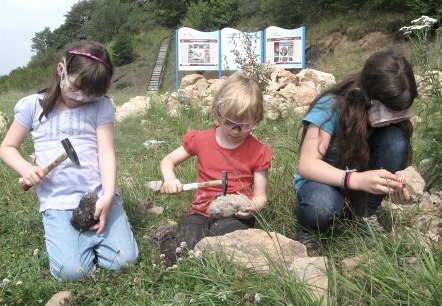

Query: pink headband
[[68, 50, 110, 69]]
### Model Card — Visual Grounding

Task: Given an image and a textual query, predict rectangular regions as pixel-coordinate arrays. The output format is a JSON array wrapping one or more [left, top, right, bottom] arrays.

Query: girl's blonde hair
[[211, 71, 264, 123]]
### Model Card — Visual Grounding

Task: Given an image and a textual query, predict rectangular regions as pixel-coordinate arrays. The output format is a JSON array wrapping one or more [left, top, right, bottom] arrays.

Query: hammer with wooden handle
[[20, 138, 81, 191], [160, 171, 227, 193]]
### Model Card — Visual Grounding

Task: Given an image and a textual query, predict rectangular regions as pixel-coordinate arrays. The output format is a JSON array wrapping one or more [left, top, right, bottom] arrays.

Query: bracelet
[[341, 167, 357, 190], [346, 172, 353, 190]]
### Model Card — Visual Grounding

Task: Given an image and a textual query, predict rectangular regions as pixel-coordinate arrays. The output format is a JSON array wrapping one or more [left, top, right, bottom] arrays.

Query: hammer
[[160, 171, 227, 193], [21, 138, 81, 191]]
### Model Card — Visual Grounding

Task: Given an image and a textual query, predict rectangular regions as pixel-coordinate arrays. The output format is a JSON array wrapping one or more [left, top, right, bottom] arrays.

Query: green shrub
[[112, 34, 135, 67]]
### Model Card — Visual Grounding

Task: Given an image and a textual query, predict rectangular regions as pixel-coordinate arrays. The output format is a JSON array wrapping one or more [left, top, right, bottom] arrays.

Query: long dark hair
[[38, 41, 114, 121], [299, 49, 417, 211]]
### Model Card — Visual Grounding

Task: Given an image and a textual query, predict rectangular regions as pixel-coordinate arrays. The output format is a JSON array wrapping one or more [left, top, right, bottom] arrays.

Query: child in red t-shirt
[[159, 71, 272, 264]]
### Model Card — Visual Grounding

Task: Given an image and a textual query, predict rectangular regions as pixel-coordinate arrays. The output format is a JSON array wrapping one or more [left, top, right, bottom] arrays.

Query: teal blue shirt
[[294, 95, 340, 190]]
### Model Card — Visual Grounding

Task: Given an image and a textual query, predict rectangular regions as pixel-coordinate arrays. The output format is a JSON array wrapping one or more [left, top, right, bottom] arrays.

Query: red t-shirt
[[183, 128, 272, 217]]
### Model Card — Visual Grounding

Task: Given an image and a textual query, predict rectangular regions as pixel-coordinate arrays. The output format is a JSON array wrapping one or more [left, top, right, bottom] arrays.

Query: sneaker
[[362, 215, 387, 234], [296, 229, 322, 256]]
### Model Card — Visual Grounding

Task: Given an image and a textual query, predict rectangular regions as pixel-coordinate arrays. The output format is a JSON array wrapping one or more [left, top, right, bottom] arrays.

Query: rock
[[115, 96, 151, 122], [395, 166, 425, 202], [45, 291, 72, 306], [207, 194, 253, 218], [70, 193, 99, 231], [143, 140, 165, 149], [194, 228, 308, 272], [151, 220, 178, 242], [137, 202, 164, 217], [289, 256, 328, 304], [0, 111, 8, 133], [145, 180, 163, 192]]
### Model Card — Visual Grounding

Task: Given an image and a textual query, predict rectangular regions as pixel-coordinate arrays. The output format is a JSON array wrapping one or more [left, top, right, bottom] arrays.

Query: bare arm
[[0, 120, 44, 186], [235, 169, 268, 219], [160, 146, 192, 194], [299, 123, 404, 194], [91, 123, 116, 234]]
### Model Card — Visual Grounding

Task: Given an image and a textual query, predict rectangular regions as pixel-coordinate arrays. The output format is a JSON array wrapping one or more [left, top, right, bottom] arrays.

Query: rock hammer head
[[61, 138, 81, 167]]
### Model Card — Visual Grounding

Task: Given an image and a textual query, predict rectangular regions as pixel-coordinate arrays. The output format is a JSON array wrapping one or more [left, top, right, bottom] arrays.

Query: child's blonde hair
[[211, 71, 264, 123]]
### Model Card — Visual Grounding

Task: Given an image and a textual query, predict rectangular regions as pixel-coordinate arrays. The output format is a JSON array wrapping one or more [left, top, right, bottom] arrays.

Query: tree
[[112, 34, 135, 66], [181, 0, 240, 31], [84, 0, 130, 43], [31, 27, 53, 53]]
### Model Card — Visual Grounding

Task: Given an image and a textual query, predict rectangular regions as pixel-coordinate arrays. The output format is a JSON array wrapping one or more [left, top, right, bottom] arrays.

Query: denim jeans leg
[[295, 181, 345, 232], [367, 125, 409, 214], [42, 209, 96, 282], [94, 204, 139, 271]]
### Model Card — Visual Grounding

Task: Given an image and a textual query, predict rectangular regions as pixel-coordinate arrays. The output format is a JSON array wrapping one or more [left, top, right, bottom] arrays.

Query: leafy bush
[[115, 80, 133, 90], [112, 34, 135, 67], [181, 0, 240, 31], [0, 67, 50, 94]]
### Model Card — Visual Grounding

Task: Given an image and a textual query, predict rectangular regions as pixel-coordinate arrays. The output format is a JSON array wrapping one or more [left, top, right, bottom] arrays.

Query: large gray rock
[[195, 228, 308, 272], [207, 194, 253, 218]]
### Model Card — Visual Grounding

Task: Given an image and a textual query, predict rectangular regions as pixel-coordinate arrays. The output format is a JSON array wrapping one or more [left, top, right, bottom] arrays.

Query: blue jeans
[[295, 125, 409, 232], [42, 204, 139, 281]]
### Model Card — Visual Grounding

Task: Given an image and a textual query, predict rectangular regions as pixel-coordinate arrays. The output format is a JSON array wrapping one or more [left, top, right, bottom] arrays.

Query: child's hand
[[90, 196, 113, 234], [350, 170, 404, 194], [161, 179, 183, 194], [22, 165, 44, 187], [389, 175, 410, 204], [235, 207, 256, 219]]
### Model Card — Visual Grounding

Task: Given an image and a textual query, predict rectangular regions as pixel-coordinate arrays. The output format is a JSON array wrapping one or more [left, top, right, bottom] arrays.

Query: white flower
[[175, 247, 182, 254], [15, 280, 23, 286], [180, 241, 187, 248], [166, 264, 178, 271], [409, 25, 431, 31], [32, 249, 39, 256], [2, 278, 10, 285], [159, 254, 166, 259], [411, 15, 437, 26], [254, 293, 262, 303]]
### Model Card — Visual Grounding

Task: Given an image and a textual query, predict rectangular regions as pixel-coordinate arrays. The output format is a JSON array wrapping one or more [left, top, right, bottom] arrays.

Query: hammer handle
[[160, 179, 222, 193], [21, 152, 68, 191], [183, 180, 222, 191]]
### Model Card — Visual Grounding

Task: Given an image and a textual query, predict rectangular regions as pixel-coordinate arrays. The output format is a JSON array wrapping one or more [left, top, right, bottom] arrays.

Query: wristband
[[341, 168, 357, 190], [345, 172, 353, 190]]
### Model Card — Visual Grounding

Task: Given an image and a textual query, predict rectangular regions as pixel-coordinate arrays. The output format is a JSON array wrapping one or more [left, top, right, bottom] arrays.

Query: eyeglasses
[[60, 58, 97, 103], [368, 99, 416, 127], [216, 108, 258, 132]]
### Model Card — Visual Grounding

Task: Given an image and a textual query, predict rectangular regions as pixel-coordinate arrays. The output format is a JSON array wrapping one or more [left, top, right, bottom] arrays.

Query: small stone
[[145, 181, 163, 192], [70, 193, 99, 231], [419, 202, 435, 213], [45, 291, 72, 306]]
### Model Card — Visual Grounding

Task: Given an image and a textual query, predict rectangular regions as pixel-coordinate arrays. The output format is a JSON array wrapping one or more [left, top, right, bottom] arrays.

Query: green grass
[[0, 90, 441, 305]]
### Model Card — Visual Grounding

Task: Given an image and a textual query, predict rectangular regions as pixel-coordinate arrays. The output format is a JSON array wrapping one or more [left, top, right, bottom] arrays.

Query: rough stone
[[207, 194, 253, 218], [0, 111, 8, 133], [289, 256, 328, 304], [145, 180, 163, 192], [194, 228, 308, 272], [45, 291, 72, 306], [70, 193, 99, 231]]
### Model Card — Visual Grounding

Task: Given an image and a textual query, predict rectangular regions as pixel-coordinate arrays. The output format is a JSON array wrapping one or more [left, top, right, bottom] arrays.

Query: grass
[[0, 89, 441, 305]]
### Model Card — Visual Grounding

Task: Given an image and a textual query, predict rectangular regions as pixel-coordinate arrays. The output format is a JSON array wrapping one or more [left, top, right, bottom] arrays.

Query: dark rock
[[70, 193, 99, 231]]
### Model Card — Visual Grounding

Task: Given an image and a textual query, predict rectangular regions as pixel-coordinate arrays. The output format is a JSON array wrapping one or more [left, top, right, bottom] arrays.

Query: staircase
[[147, 37, 171, 93]]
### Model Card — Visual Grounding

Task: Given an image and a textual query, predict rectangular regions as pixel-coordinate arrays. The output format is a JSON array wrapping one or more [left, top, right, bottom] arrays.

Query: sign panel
[[177, 27, 219, 71], [265, 26, 305, 69], [221, 28, 262, 70]]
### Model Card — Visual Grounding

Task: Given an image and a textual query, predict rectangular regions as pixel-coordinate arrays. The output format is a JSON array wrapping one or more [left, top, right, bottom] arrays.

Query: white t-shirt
[[14, 93, 121, 212]]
